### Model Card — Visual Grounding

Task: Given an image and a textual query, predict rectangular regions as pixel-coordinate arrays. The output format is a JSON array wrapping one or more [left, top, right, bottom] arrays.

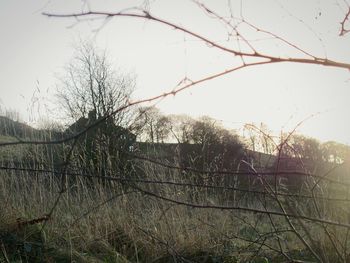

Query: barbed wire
[[1, 164, 349, 203]]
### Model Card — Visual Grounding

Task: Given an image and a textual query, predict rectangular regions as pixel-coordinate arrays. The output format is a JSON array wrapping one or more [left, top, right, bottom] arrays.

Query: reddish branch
[[42, 10, 350, 70], [2, 9, 349, 149], [1, 6, 348, 259], [0, 61, 272, 148], [340, 7, 350, 36]]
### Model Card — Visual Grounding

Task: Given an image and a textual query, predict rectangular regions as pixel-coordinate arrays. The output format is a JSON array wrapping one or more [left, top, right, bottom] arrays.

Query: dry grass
[[1, 142, 350, 262]]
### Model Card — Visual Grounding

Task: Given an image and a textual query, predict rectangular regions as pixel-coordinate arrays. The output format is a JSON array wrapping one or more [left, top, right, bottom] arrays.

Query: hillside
[[0, 116, 63, 142], [0, 116, 39, 139]]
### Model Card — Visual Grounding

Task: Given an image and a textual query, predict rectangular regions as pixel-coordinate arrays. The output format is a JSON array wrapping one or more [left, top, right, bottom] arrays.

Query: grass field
[[1, 147, 350, 263]]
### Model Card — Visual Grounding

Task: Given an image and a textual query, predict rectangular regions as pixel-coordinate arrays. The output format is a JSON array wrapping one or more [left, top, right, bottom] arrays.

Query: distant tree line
[[1, 41, 349, 194]]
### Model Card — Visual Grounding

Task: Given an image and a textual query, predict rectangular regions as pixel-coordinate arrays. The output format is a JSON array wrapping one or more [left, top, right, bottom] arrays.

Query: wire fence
[[1, 118, 350, 262]]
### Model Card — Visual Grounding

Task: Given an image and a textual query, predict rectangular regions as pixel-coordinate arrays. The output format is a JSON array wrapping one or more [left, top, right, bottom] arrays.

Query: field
[[2, 1, 350, 262], [1, 137, 350, 263]]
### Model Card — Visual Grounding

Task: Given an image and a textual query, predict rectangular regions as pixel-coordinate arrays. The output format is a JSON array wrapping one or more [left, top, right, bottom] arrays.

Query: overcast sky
[[0, 0, 349, 145]]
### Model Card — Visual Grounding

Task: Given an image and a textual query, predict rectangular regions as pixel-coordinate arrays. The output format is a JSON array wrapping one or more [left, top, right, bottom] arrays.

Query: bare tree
[[168, 114, 194, 143], [322, 141, 350, 164], [135, 106, 171, 143], [56, 41, 137, 181], [180, 116, 244, 172], [57, 41, 135, 126], [1, 2, 346, 262]]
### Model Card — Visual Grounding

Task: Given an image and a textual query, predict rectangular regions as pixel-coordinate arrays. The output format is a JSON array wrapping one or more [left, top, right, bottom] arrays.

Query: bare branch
[[340, 7, 350, 36], [133, 184, 350, 228], [43, 10, 350, 70]]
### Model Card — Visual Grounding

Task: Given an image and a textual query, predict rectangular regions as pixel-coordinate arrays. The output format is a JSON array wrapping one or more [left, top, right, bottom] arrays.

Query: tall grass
[[1, 128, 350, 262]]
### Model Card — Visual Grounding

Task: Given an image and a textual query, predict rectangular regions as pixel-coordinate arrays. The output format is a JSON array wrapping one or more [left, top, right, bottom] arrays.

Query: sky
[[0, 0, 349, 145]]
